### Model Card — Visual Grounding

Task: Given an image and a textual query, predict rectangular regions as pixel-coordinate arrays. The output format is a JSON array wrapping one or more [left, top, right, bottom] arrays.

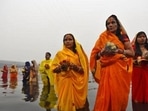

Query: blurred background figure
[[1, 64, 8, 79], [9, 64, 18, 93], [22, 79, 39, 102], [1, 65, 8, 83], [29, 60, 38, 83], [0, 64, 8, 89], [21, 81, 30, 101], [22, 61, 30, 85], [39, 52, 54, 86], [39, 85, 57, 111], [29, 79, 39, 102], [9, 74, 18, 93], [9, 64, 18, 78], [29, 60, 39, 102], [22, 60, 39, 102]]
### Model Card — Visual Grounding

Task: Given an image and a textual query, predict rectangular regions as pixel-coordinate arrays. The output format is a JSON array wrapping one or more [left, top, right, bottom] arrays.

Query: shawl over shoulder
[[51, 41, 89, 111]]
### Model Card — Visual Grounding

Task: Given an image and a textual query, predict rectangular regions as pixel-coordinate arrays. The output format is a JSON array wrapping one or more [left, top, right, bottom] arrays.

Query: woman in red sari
[[132, 31, 148, 103], [1, 65, 8, 84], [90, 15, 134, 111], [1, 65, 8, 79]]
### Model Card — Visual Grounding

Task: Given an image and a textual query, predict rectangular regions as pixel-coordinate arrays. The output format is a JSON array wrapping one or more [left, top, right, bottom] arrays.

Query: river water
[[0, 68, 148, 111]]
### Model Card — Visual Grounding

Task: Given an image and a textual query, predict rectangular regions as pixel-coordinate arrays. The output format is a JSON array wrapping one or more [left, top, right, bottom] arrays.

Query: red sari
[[1, 65, 8, 79], [132, 60, 148, 103]]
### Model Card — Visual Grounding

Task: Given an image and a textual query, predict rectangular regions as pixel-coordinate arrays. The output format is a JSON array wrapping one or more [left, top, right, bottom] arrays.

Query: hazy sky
[[0, 0, 148, 63]]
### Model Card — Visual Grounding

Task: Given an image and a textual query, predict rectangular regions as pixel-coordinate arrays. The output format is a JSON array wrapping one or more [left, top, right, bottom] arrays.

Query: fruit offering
[[105, 41, 117, 52]]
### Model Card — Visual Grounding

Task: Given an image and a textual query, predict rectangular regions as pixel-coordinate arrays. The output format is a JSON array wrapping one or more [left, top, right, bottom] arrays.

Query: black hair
[[25, 61, 30, 66], [134, 31, 148, 56], [63, 33, 77, 53], [106, 14, 124, 43], [46, 52, 51, 56]]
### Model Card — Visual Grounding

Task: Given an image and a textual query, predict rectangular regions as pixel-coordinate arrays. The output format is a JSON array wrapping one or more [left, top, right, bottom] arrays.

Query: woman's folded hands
[[53, 60, 84, 74]]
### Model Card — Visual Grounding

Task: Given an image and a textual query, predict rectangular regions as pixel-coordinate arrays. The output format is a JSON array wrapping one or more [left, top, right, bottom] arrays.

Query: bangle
[[78, 67, 81, 72], [78, 67, 84, 73], [98, 52, 103, 57], [100, 52, 103, 56], [123, 50, 126, 55]]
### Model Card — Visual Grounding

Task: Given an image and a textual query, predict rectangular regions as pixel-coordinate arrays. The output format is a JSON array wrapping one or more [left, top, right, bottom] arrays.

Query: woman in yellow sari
[[90, 15, 134, 111], [51, 33, 89, 111], [39, 52, 54, 86]]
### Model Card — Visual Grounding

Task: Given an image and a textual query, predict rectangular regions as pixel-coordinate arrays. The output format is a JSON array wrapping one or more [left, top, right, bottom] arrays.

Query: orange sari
[[51, 42, 89, 111], [9, 65, 18, 78], [90, 31, 133, 111]]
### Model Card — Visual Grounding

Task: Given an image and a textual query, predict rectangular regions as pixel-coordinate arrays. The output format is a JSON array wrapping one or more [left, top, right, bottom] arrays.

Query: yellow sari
[[51, 41, 89, 111], [39, 59, 54, 86], [90, 31, 133, 111]]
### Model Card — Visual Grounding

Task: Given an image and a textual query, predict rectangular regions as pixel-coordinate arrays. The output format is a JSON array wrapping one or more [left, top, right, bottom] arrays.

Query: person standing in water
[[90, 15, 134, 111], [51, 33, 89, 111], [39, 52, 54, 86]]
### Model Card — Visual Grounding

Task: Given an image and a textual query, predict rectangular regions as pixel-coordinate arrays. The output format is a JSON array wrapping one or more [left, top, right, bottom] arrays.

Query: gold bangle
[[78, 67, 81, 72], [98, 52, 103, 57], [123, 50, 126, 55], [97, 53, 101, 57]]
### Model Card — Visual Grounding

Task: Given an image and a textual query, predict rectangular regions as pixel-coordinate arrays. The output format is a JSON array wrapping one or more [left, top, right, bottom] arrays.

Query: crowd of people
[[1, 14, 148, 111]]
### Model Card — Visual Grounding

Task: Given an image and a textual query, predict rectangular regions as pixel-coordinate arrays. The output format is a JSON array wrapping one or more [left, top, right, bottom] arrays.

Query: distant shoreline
[[0, 60, 24, 68]]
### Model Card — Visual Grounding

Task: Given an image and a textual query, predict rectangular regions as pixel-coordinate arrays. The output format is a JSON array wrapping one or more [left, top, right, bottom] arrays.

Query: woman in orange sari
[[51, 33, 89, 111], [9, 64, 18, 78], [90, 15, 134, 111], [9, 64, 18, 90]]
